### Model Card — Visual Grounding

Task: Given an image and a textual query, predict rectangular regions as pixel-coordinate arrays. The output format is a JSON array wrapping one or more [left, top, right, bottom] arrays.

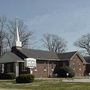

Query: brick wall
[[31, 54, 86, 77], [69, 54, 85, 77], [32, 60, 58, 78]]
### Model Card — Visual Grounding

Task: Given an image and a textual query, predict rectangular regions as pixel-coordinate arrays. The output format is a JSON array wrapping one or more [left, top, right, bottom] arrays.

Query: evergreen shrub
[[16, 74, 34, 83]]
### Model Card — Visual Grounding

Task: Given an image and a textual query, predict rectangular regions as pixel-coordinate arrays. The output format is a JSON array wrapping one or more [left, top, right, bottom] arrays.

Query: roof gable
[[70, 52, 86, 64]]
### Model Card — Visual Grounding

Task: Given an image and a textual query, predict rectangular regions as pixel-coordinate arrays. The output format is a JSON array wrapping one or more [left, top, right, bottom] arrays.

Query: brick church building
[[0, 27, 90, 78]]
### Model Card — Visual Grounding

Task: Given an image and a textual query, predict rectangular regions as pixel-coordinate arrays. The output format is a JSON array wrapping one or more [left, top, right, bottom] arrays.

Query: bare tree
[[0, 16, 7, 55], [6, 19, 33, 49], [74, 33, 90, 55], [42, 33, 67, 53]]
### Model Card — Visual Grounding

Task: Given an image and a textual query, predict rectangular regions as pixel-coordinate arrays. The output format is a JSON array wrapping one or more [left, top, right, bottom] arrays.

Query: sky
[[0, 0, 90, 51]]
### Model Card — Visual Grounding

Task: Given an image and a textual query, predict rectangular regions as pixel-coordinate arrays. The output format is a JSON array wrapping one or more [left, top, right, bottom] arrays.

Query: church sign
[[24, 58, 36, 68]]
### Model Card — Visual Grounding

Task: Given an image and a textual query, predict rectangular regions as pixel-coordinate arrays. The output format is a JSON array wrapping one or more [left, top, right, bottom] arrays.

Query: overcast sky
[[0, 0, 90, 51]]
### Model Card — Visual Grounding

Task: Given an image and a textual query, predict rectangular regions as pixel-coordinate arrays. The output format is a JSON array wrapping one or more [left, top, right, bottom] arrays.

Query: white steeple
[[15, 24, 22, 47], [16, 26, 20, 42]]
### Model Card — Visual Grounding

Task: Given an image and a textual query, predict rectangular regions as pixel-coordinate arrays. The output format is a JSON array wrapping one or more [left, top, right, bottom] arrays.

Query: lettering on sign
[[24, 58, 36, 68]]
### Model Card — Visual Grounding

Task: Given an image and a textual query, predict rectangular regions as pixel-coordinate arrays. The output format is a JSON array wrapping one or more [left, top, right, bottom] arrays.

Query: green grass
[[0, 79, 90, 90]]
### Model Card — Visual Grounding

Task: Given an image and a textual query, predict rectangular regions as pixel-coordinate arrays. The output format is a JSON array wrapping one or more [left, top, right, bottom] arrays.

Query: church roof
[[0, 52, 24, 63], [84, 56, 90, 64], [17, 48, 60, 60], [57, 51, 77, 60], [0, 47, 83, 63], [16, 48, 77, 61]]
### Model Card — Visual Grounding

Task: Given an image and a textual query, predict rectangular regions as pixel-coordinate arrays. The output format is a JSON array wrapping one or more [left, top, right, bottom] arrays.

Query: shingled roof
[[0, 52, 24, 63], [84, 56, 90, 64], [16, 48, 77, 61], [0, 47, 80, 63], [57, 51, 77, 60], [17, 48, 59, 60]]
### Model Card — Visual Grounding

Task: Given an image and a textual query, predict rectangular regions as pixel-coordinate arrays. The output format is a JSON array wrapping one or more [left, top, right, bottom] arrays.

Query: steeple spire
[[16, 26, 20, 42], [15, 22, 22, 48]]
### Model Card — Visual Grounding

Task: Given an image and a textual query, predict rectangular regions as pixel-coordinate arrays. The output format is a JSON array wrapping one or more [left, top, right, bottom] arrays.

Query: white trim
[[15, 62, 19, 77]]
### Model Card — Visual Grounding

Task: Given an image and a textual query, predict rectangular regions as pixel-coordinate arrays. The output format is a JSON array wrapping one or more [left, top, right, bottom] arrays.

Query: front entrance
[[19, 62, 30, 75]]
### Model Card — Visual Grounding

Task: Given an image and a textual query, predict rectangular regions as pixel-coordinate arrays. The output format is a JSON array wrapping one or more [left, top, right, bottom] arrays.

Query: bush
[[6, 73, 15, 79], [16, 74, 34, 83], [54, 66, 75, 78], [0, 73, 15, 79]]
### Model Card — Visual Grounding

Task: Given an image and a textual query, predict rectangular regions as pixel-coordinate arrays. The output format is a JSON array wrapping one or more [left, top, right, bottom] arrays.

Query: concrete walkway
[[36, 78, 90, 82], [62, 79, 90, 82]]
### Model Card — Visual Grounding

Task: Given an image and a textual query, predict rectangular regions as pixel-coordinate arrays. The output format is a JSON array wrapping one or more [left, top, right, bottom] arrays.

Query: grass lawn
[[0, 79, 90, 90]]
